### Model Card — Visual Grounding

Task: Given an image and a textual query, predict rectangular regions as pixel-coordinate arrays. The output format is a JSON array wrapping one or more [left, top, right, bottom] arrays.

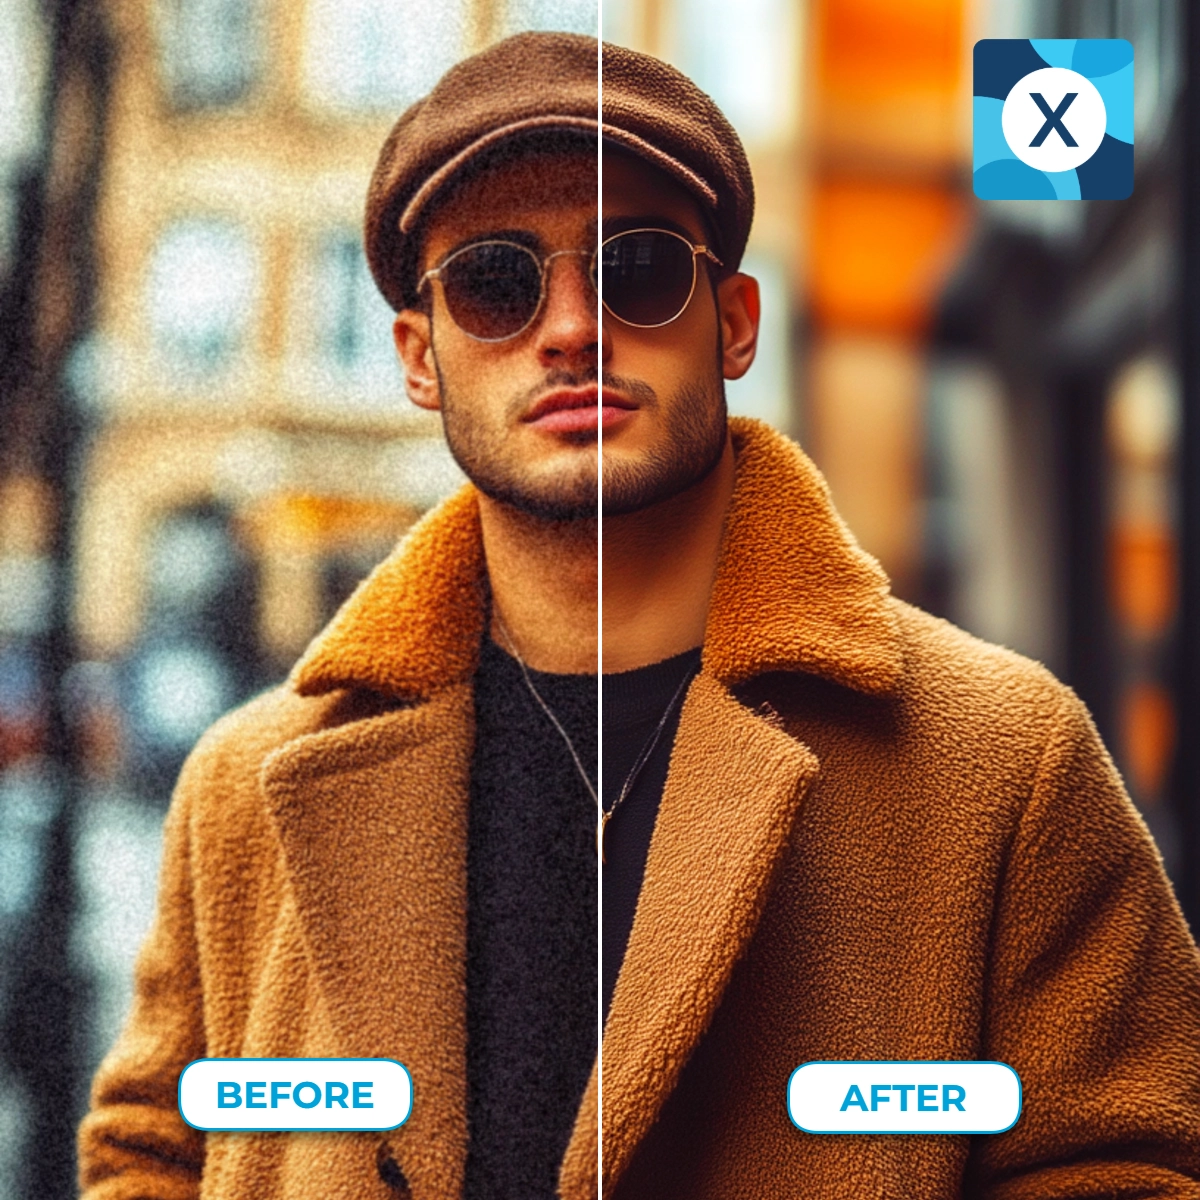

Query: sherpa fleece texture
[[78, 419, 1200, 1200], [600, 421, 1200, 1198], [77, 485, 564, 1200]]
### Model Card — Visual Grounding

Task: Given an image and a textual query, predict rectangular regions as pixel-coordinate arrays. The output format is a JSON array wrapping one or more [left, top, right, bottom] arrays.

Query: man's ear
[[393, 310, 442, 411], [717, 273, 760, 382]]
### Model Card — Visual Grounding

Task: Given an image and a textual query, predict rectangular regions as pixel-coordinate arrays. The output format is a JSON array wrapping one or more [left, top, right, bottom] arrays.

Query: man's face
[[396, 148, 598, 521], [601, 151, 728, 517]]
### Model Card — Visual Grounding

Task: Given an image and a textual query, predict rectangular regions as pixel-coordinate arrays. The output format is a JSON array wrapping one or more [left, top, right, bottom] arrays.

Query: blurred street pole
[[1178, 0, 1200, 932], [0, 0, 111, 1195]]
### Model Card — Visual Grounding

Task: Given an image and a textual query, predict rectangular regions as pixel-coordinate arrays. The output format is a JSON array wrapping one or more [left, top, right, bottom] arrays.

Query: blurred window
[[145, 218, 258, 377], [146, 516, 236, 613], [156, 0, 264, 110], [0, 644, 44, 771], [673, 0, 797, 143], [1106, 356, 1179, 811], [0, 766, 56, 919], [288, 229, 402, 406], [0, 0, 48, 274], [0, 555, 53, 637], [122, 506, 263, 788], [71, 797, 164, 1063], [129, 643, 234, 754], [303, 0, 468, 112], [313, 233, 397, 374], [504, 0, 598, 36]]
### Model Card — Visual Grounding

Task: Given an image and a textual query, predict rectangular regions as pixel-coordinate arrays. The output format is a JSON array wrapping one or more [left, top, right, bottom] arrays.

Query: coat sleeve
[[968, 689, 1200, 1198], [77, 761, 207, 1199]]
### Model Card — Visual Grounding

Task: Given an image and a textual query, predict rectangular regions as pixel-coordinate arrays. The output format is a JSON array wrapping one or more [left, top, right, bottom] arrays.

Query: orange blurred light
[[816, 0, 963, 99], [1120, 682, 1176, 803], [1109, 526, 1177, 637], [808, 177, 968, 335]]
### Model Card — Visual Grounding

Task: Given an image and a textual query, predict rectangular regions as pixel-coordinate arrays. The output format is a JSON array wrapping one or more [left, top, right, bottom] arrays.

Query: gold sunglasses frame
[[600, 227, 724, 330], [417, 228, 723, 342]]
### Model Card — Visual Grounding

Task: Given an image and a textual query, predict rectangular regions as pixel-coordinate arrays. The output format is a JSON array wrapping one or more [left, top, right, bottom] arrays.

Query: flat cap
[[365, 32, 598, 312], [601, 42, 755, 272], [364, 32, 755, 311]]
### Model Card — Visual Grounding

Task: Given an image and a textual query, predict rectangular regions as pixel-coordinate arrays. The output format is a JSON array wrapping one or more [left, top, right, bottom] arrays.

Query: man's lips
[[601, 387, 639, 430], [523, 387, 602, 435], [523, 387, 598, 422], [521, 386, 638, 434]]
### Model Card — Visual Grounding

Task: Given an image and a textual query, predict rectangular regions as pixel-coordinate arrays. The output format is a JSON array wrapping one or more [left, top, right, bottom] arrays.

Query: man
[[598, 39, 1200, 1200], [79, 32, 603, 1200]]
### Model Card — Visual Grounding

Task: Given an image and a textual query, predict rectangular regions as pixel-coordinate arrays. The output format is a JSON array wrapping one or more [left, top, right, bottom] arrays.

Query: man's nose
[[533, 252, 598, 366]]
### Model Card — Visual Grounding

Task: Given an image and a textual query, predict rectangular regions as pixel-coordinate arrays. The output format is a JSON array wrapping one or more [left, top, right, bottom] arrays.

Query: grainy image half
[[1, 4, 598, 1199]]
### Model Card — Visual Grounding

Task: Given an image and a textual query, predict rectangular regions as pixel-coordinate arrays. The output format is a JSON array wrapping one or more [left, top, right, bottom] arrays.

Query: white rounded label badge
[[787, 1061, 1021, 1134], [178, 1058, 413, 1131], [1001, 67, 1106, 173]]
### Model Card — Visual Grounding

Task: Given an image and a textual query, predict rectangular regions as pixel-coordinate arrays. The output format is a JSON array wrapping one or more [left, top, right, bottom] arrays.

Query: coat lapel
[[704, 419, 903, 694], [600, 420, 906, 1190], [261, 684, 475, 1198], [600, 673, 819, 1193]]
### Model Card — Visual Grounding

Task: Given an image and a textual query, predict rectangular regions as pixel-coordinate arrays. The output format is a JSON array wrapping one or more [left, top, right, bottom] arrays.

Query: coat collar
[[290, 482, 488, 702], [289, 418, 900, 702], [703, 417, 903, 694]]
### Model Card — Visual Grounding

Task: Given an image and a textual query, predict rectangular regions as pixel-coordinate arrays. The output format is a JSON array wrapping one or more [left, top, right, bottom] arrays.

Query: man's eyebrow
[[602, 215, 702, 242]]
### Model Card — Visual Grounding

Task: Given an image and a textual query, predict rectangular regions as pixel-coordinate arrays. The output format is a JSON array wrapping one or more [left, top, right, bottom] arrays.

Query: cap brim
[[600, 127, 718, 210], [399, 115, 599, 234]]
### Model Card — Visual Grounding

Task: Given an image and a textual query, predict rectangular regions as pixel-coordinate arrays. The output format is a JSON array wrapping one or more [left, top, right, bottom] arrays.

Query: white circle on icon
[[1001, 67, 1106, 173]]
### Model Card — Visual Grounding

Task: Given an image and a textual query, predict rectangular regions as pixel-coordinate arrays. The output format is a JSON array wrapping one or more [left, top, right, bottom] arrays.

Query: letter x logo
[[1028, 93, 1078, 146], [1000, 66, 1106, 172]]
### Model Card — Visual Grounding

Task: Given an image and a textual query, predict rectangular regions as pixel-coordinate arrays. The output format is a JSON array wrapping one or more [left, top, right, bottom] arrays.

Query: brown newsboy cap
[[600, 42, 754, 272], [364, 31, 755, 312]]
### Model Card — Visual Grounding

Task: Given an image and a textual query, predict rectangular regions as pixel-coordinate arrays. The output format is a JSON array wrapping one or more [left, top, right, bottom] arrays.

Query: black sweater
[[601, 648, 702, 1021], [464, 637, 597, 1200]]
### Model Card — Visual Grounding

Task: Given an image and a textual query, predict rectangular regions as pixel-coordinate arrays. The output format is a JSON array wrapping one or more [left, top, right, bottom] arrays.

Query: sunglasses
[[417, 228, 723, 342]]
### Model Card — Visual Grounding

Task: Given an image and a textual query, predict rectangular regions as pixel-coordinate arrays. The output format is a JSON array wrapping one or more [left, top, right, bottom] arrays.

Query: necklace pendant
[[598, 809, 610, 863]]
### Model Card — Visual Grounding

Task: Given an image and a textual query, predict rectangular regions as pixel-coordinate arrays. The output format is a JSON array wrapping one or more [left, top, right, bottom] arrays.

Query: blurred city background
[[0, 0, 1195, 1195]]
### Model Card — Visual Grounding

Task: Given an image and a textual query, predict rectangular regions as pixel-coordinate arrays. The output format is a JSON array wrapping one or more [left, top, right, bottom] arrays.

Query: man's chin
[[440, 428, 597, 522], [600, 380, 728, 516], [467, 465, 598, 522], [601, 440, 725, 517]]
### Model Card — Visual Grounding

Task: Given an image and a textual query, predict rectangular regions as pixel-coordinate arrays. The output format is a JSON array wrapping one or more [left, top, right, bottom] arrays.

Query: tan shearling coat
[[80, 419, 1200, 1200]]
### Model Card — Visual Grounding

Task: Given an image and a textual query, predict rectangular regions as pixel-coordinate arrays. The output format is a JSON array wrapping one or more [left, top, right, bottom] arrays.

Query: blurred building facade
[[605, 0, 970, 598], [0, 2, 595, 1196]]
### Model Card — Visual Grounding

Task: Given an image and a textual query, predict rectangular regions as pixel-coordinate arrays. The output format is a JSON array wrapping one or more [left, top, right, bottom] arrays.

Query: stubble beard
[[600, 370, 728, 517], [430, 350, 727, 522], [436, 362, 600, 522]]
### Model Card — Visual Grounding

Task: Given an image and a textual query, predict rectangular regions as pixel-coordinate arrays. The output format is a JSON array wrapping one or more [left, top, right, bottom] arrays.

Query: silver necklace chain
[[493, 614, 697, 862], [601, 666, 696, 858], [494, 615, 598, 806]]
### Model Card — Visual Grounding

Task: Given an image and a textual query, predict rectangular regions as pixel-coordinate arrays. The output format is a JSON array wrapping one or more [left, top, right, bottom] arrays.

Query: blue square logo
[[973, 39, 1133, 200]]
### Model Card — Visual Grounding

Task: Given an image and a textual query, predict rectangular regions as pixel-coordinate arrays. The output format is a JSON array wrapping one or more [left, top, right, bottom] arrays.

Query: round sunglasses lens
[[439, 243, 542, 340], [601, 231, 696, 326]]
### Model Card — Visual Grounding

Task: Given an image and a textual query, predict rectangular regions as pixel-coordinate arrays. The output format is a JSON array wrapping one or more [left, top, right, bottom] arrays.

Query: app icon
[[973, 40, 1133, 200]]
